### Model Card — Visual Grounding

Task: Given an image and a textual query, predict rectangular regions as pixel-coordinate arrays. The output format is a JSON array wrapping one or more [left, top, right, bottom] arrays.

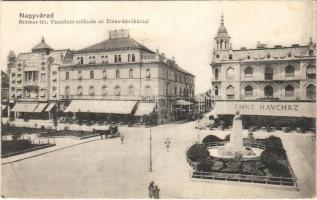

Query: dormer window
[[229, 54, 233, 60], [288, 53, 292, 58], [132, 54, 136, 62], [267, 54, 271, 59], [216, 54, 220, 59], [309, 49, 314, 56], [247, 56, 250, 59]]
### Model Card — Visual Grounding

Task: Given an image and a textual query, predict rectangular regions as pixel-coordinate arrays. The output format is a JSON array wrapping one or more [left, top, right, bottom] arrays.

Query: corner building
[[211, 15, 316, 130], [8, 30, 195, 124]]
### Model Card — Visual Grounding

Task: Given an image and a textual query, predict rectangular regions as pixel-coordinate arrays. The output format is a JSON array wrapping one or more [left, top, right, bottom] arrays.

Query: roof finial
[[42, 36, 45, 43], [221, 13, 224, 25]]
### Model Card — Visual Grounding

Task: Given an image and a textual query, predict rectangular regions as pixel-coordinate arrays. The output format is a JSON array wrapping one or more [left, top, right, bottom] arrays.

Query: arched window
[[220, 39, 223, 49], [267, 54, 270, 59], [244, 67, 253, 79], [226, 67, 235, 80], [129, 85, 135, 95], [215, 86, 219, 96], [306, 84, 316, 100], [265, 66, 273, 80], [66, 72, 69, 80], [309, 49, 314, 56], [132, 54, 135, 62], [285, 65, 295, 77], [78, 71, 82, 80], [116, 70, 120, 79], [89, 86, 94, 95], [165, 84, 169, 95], [128, 54, 131, 62], [129, 69, 133, 78], [183, 88, 186, 97], [245, 85, 253, 97], [80, 57, 84, 64], [145, 86, 152, 96], [114, 86, 120, 96], [90, 71, 94, 79], [114, 55, 118, 63], [285, 85, 294, 97], [103, 70, 107, 79], [226, 85, 235, 99], [146, 69, 151, 78], [214, 68, 219, 80], [174, 86, 177, 95], [65, 86, 70, 97], [306, 64, 316, 79], [264, 85, 273, 98], [77, 86, 83, 95], [166, 71, 169, 79], [102, 85, 108, 96], [118, 55, 121, 62], [216, 54, 220, 59], [229, 54, 233, 60]]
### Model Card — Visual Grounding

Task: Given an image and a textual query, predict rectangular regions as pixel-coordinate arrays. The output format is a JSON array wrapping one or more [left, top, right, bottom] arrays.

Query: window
[[166, 71, 168, 79], [129, 69, 133, 78], [90, 71, 94, 79], [66, 72, 69, 80], [265, 66, 273, 80], [65, 86, 70, 97], [215, 68, 219, 80], [129, 85, 135, 95], [78, 71, 82, 80], [114, 86, 120, 96], [165, 84, 168, 95], [132, 54, 135, 62], [128, 54, 131, 62], [216, 54, 220, 59], [244, 67, 253, 80], [103, 70, 107, 79], [145, 86, 152, 96], [146, 69, 151, 78], [245, 85, 253, 97], [288, 53, 292, 58], [174, 86, 177, 95], [285, 85, 294, 97], [267, 54, 270, 59], [77, 86, 83, 95], [116, 70, 120, 78], [118, 55, 121, 63], [309, 49, 314, 56], [226, 85, 235, 99], [114, 55, 118, 63], [229, 54, 233, 60], [285, 65, 295, 78], [41, 74, 46, 82], [247, 56, 250, 59], [306, 65, 316, 79], [264, 85, 273, 98], [80, 57, 84, 64], [89, 86, 94, 95], [306, 84, 316, 100], [226, 67, 235, 80], [215, 86, 219, 96], [102, 86, 108, 96]]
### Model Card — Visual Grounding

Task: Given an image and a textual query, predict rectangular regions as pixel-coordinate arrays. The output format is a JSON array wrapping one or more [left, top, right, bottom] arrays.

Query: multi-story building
[[8, 30, 195, 124], [211, 15, 316, 129], [1, 71, 9, 117]]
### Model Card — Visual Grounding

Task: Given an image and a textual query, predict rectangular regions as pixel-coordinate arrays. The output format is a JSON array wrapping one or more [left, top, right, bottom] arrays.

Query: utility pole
[[149, 127, 152, 172]]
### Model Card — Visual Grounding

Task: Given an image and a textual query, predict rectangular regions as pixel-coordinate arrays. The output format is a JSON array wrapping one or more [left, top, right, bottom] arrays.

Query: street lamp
[[149, 127, 152, 172]]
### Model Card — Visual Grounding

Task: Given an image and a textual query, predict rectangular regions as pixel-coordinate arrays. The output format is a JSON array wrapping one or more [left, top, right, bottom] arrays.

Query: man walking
[[120, 135, 124, 144], [148, 181, 155, 198], [164, 138, 171, 152]]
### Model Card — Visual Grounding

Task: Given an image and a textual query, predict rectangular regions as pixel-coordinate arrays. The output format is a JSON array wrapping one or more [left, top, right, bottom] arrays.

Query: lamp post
[[197, 118, 200, 142], [149, 127, 152, 172]]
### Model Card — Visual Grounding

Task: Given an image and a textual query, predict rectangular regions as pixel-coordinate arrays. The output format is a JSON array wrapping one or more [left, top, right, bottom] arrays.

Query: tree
[[196, 156, 214, 172], [186, 143, 210, 162], [202, 135, 222, 144], [52, 109, 58, 130]]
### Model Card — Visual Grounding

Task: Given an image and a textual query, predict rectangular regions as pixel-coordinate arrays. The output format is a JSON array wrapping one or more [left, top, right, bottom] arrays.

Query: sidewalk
[[1, 135, 100, 165]]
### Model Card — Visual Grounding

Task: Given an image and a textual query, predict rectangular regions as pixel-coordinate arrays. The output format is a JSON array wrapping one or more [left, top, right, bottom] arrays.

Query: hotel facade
[[211, 16, 316, 129], [7, 29, 195, 124]]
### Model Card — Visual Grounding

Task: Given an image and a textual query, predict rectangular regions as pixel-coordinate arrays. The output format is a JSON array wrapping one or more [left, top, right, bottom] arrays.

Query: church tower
[[214, 14, 231, 51]]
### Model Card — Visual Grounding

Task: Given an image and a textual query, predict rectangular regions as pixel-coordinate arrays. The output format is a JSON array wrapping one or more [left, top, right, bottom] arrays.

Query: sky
[[0, 1, 316, 94]]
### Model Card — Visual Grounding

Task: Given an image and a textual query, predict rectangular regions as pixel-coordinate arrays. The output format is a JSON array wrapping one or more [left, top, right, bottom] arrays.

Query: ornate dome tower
[[214, 14, 231, 51]]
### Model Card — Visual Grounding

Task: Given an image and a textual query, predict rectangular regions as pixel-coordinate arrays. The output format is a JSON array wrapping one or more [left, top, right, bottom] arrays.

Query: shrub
[[196, 156, 214, 172], [264, 135, 284, 151], [224, 134, 230, 141], [202, 135, 222, 144], [186, 143, 210, 162]]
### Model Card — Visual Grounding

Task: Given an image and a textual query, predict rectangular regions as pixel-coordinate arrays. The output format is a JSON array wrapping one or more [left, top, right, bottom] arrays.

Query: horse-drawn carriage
[[96, 125, 120, 139]]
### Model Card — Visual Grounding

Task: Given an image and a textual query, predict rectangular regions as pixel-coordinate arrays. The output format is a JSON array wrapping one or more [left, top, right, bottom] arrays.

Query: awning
[[11, 102, 38, 112], [45, 103, 56, 112], [175, 100, 193, 106], [63, 100, 137, 114], [134, 102, 156, 116], [33, 103, 48, 113]]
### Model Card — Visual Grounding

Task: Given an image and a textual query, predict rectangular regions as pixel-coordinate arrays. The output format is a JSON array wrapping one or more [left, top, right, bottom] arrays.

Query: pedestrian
[[120, 135, 124, 144], [153, 185, 160, 199], [148, 181, 155, 198], [165, 138, 171, 152]]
